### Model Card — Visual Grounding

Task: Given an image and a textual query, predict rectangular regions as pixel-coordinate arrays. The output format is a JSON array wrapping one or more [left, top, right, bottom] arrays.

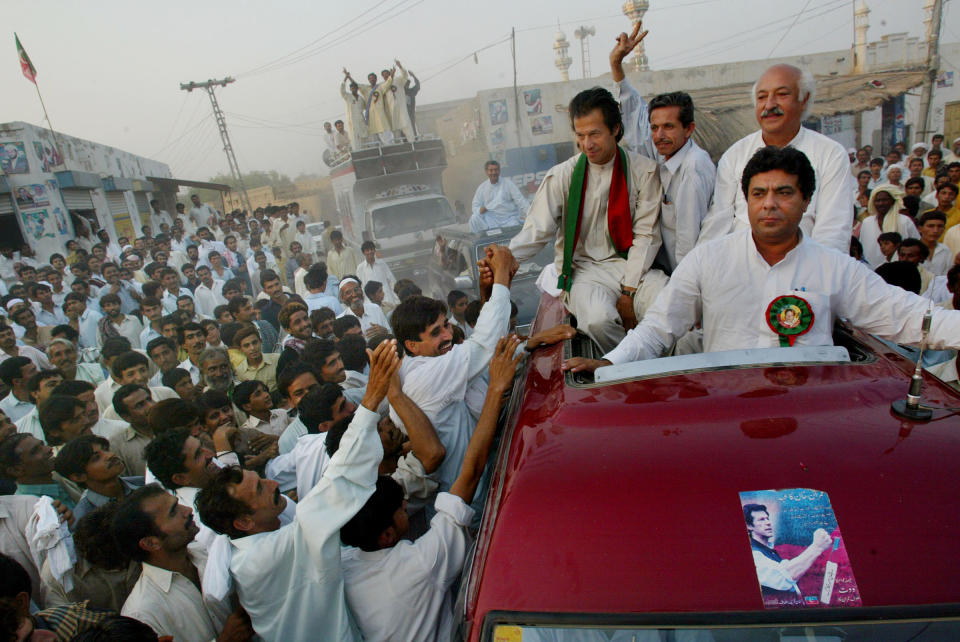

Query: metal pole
[[179, 77, 253, 213], [917, 0, 943, 141], [32, 82, 66, 169], [511, 27, 526, 175]]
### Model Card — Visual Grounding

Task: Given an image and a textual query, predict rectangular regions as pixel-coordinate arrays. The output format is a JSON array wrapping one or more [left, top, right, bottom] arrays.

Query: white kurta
[[359, 77, 394, 136], [327, 247, 361, 280], [193, 280, 226, 318], [858, 214, 919, 268], [702, 127, 856, 253], [387, 69, 415, 139], [509, 151, 661, 351], [924, 242, 954, 276], [470, 178, 530, 234], [342, 492, 474, 642], [604, 229, 960, 364], [228, 406, 381, 641], [341, 82, 369, 148], [337, 301, 390, 333], [391, 284, 510, 501], [356, 259, 400, 307]]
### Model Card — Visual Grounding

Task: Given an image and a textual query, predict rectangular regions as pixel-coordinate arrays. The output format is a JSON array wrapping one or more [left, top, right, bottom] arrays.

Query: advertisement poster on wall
[[0, 142, 29, 174], [523, 89, 542, 114], [531, 115, 553, 136], [489, 99, 508, 125], [14, 184, 50, 209]]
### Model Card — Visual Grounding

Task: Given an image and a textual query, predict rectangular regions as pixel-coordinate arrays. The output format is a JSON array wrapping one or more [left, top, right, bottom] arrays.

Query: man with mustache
[[336, 276, 389, 337], [114, 484, 253, 641], [700, 62, 856, 253], [611, 21, 716, 274], [55, 434, 143, 521]]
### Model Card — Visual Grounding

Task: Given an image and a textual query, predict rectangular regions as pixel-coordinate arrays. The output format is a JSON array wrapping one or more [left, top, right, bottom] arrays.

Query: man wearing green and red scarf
[[510, 87, 663, 352]]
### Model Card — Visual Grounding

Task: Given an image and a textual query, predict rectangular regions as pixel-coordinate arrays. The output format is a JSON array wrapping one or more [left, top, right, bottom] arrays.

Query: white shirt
[[76, 362, 106, 386], [327, 247, 361, 280], [509, 152, 662, 290], [470, 178, 529, 233], [343, 492, 474, 642], [295, 231, 316, 257], [161, 288, 194, 315], [94, 377, 122, 416], [304, 291, 343, 315], [0, 345, 51, 370], [616, 78, 717, 270], [14, 407, 43, 441], [703, 127, 856, 253], [356, 259, 400, 307], [604, 230, 960, 364], [0, 495, 44, 606], [241, 409, 291, 437], [193, 280, 226, 318], [77, 307, 103, 350], [228, 405, 382, 642], [150, 209, 174, 235], [122, 545, 230, 641], [338, 301, 390, 333], [0, 393, 33, 423], [179, 358, 201, 385], [35, 305, 68, 327], [391, 284, 510, 499], [859, 214, 919, 268]]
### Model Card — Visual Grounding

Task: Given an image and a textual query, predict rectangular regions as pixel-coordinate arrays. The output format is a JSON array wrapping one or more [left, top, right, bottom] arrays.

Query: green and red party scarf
[[765, 294, 814, 347], [557, 147, 633, 292]]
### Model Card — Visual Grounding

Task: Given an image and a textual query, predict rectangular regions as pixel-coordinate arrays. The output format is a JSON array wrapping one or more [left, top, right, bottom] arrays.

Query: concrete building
[[0, 121, 226, 261]]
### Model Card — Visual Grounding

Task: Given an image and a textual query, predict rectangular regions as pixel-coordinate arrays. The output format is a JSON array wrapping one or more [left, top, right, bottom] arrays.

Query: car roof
[[465, 294, 960, 632]]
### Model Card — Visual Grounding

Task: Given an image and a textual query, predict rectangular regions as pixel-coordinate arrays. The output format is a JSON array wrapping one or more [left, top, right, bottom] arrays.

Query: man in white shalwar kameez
[[699, 63, 855, 253], [356, 241, 400, 309], [470, 160, 530, 234], [347, 69, 394, 145], [563, 146, 960, 375], [195, 340, 400, 642], [340, 76, 370, 150], [509, 87, 662, 353], [387, 60, 416, 142]]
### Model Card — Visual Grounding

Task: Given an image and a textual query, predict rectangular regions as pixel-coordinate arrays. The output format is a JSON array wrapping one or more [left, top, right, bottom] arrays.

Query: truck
[[329, 138, 464, 283]]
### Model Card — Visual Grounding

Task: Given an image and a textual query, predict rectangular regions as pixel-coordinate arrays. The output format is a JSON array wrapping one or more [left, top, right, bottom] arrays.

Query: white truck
[[329, 139, 463, 283]]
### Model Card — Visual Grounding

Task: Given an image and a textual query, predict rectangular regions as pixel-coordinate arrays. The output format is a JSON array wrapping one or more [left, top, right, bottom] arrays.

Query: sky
[[4, 0, 952, 182]]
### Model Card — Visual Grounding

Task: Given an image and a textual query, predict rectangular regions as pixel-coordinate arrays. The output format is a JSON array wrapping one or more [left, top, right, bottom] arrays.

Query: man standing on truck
[[470, 160, 530, 235], [345, 69, 394, 145], [340, 75, 369, 150], [509, 87, 662, 353]]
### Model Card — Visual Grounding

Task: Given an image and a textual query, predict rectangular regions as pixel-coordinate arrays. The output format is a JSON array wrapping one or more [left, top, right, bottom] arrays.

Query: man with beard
[[337, 276, 389, 336], [199, 347, 236, 394], [700, 63, 855, 252], [115, 485, 253, 641], [98, 293, 144, 349]]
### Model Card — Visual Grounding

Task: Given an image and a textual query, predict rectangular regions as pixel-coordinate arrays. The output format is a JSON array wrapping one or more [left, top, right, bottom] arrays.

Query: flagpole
[[32, 80, 66, 167], [15, 33, 66, 169]]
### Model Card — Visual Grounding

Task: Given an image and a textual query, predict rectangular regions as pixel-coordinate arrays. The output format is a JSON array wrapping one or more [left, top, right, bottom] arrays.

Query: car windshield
[[491, 620, 960, 641], [372, 196, 456, 238]]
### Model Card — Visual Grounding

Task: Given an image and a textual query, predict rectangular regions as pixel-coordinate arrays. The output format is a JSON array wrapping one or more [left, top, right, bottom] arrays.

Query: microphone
[[891, 307, 934, 421]]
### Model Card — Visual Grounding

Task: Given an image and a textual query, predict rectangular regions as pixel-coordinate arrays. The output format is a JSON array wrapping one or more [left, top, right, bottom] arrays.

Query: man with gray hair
[[198, 347, 235, 394], [699, 63, 855, 253]]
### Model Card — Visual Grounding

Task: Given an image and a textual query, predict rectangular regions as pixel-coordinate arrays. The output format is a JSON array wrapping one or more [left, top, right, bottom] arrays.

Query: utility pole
[[179, 77, 253, 214], [574, 26, 596, 78], [917, 0, 943, 141]]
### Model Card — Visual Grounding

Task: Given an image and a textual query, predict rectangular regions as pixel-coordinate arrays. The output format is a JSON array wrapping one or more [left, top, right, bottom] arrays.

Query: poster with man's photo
[[489, 99, 508, 125], [740, 488, 861, 609]]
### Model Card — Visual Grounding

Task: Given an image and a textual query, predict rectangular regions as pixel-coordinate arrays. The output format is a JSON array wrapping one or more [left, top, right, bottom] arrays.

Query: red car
[[457, 294, 960, 641]]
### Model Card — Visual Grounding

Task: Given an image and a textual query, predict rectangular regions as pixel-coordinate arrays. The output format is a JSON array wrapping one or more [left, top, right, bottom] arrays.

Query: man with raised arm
[[195, 339, 400, 641]]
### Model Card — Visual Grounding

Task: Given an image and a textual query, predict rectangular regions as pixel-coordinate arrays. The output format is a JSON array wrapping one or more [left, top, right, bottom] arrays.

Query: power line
[[767, 0, 814, 58]]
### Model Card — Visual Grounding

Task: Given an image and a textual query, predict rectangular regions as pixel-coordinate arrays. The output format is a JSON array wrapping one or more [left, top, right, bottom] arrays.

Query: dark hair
[[0, 356, 31, 387], [53, 434, 111, 484], [332, 315, 361, 339], [905, 176, 926, 190], [278, 301, 308, 331], [876, 260, 922, 294], [877, 231, 902, 245], [51, 324, 79, 342], [100, 336, 133, 361], [233, 380, 267, 410], [277, 361, 315, 399], [304, 263, 328, 290], [360, 240, 376, 253], [301, 338, 339, 372], [363, 280, 382, 299], [337, 334, 368, 372], [899, 237, 930, 260], [113, 383, 149, 418], [111, 351, 149, 379], [195, 466, 252, 538], [195, 390, 231, 419], [918, 210, 947, 226], [324, 413, 355, 456], [74, 503, 127, 570], [740, 146, 816, 201], [936, 182, 959, 196], [743, 503, 768, 526], [340, 476, 405, 551], [38, 395, 85, 445], [901, 195, 920, 220], [144, 429, 191, 489], [26, 369, 61, 396], [213, 305, 231, 320], [330, 230, 343, 242], [0, 552, 31, 600], [390, 295, 448, 356], [464, 300, 482, 326], [161, 367, 191, 390], [220, 322, 244, 348], [948, 264, 960, 291], [226, 296, 248, 315], [484, 159, 500, 170], [111, 484, 168, 562], [68, 614, 160, 642], [147, 398, 199, 435], [51, 379, 95, 397], [259, 269, 281, 287], [146, 337, 176, 359], [299, 383, 345, 432], [648, 91, 695, 128], [568, 87, 623, 142], [0, 434, 30, 476], [311, 307, 336, 331]]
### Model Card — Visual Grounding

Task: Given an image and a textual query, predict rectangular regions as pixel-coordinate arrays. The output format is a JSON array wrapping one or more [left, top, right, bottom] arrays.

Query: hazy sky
[[5, 0, 951, 181]]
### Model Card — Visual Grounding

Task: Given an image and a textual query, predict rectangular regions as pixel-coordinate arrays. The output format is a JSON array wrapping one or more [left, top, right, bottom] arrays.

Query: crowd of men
[[2, 19, 960, 642]]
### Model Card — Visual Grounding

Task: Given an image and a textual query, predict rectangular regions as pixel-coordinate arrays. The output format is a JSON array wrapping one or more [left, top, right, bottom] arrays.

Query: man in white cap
[[944, 137, 960, 165], [908, 142, 930, 168]]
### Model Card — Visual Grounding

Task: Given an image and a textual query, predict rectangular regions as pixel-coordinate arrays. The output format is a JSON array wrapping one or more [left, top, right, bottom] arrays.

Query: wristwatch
[[620, 287, 635, 298]]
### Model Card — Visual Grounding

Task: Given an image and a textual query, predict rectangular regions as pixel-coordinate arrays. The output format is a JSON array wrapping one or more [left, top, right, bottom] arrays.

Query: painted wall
[[0, 121, 172, 262]]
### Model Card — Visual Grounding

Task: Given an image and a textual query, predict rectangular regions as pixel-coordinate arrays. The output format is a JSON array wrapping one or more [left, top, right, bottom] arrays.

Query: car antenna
[[891, 305, 934, 421]]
